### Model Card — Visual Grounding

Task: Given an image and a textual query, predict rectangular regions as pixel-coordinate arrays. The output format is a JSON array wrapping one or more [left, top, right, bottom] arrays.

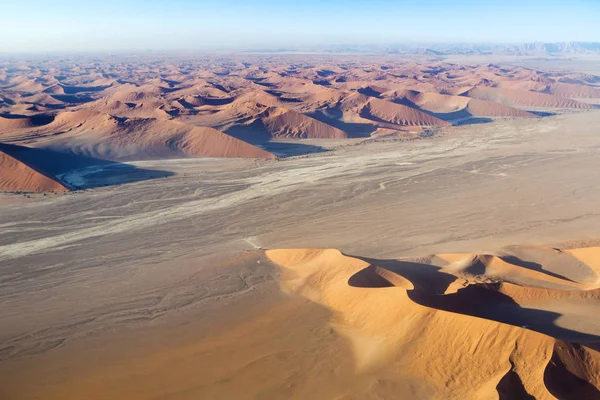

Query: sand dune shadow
[[350, 256, 600, 344], [0, 143, 174, 190]]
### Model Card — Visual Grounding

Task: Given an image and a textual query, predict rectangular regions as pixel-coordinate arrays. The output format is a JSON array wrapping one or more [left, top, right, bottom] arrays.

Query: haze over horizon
[[1, 0, 599, 53]]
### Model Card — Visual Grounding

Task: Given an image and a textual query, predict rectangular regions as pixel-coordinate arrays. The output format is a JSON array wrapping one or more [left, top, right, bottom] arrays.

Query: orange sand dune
[[260, 107, 348, 139], [402, 90, 471, 113], [444, 86, 474, 96], [82, 96, 172, 120], [436, 248, 599, 291], [17, 92, 65, 106], [495, 80, 549, 92], [165, 84, 228, 99], [465, 98, 539, 118], [47, 110, 117, 133], [545, 82, 600, 99], [45, 114, 275, 161], [268, 78, 325, 94], [176, 95, 205, 107], [42, 85, 66, 95], [464, 86, 596, 109], [1, 110, 274, 161], [6, 80, 46, 93], [231, 90, 282, 107], [363, 98, 451, 127], [497, 81, 600, 99], [0, 149, 68, 192], [338, 91, 373, 112], [0, 116, 40, 130], [99, 90, 160, 103], [395, 90, 537, 119]]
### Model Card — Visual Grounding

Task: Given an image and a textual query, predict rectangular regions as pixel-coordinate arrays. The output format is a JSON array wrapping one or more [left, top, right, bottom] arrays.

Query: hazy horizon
[[1, 0, 599, 52]]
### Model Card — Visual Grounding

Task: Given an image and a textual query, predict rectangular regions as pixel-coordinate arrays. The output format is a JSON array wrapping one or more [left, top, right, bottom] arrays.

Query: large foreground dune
[[3, 243, 597, 399], [264, 246, 600, 399]]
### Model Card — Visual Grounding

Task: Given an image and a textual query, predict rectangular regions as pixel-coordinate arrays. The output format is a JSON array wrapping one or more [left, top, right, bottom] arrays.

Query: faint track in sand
[[242, 238, 262, 249]]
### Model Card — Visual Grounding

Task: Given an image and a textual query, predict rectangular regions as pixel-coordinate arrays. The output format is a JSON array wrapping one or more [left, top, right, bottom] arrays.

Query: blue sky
[[1, 0, 599, 52]]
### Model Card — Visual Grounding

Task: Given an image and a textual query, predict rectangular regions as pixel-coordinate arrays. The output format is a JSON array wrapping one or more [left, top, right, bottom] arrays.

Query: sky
[[0, 0, 599, 52]]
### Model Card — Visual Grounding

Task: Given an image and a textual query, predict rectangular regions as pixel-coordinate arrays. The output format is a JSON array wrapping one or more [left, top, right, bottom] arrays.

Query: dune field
[[1, 54, 600, 399], [1, 55, 600, 191]]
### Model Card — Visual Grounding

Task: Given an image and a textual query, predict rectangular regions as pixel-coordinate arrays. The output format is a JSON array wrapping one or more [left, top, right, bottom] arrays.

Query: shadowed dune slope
[[0, 148, 68, 192], [0, 116, 39, 130]]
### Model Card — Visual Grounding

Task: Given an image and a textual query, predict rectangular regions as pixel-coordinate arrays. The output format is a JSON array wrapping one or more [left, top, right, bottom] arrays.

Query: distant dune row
[[1, 57, 599, 191]]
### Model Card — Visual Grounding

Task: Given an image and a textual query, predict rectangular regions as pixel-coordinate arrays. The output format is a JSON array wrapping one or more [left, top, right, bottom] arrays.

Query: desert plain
[[1, 53, 600, 399]]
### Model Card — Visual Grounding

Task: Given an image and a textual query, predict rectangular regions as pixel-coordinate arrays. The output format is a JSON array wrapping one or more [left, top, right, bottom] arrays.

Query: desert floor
[[1, 108, 600, 399]]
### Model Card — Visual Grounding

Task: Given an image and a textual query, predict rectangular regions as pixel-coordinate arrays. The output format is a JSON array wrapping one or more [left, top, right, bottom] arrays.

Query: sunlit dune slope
[[362, 97, 451, 126], [260, 107, 349, 139], [395, 90, 538, 119], [2, 110, 275, 161]]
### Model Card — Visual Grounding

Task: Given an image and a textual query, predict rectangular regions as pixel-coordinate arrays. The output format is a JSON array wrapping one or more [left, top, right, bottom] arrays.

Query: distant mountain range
[[253, 42, 600, 56], [397, 42, 600, 56]]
